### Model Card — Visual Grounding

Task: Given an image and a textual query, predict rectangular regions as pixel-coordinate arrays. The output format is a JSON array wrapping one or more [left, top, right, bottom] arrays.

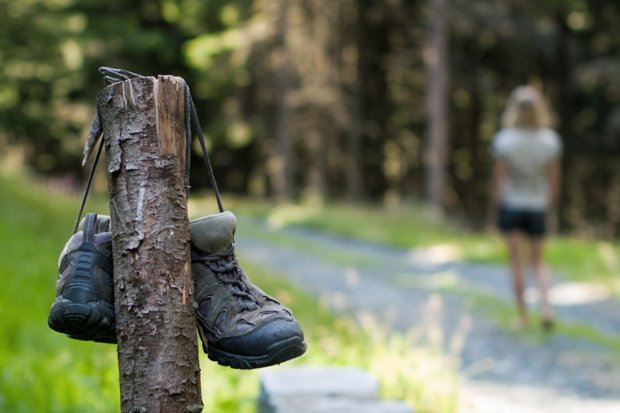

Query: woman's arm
[[488, 158, 507, 228], [548, 158, 561, 207]]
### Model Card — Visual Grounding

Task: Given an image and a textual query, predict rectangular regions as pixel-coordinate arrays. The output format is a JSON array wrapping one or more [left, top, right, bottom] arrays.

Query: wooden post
[[97, 75, 203, 412]]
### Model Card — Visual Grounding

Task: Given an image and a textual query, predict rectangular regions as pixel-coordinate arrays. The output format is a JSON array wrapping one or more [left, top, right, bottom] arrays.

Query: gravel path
[[235, 217, 620, 413]]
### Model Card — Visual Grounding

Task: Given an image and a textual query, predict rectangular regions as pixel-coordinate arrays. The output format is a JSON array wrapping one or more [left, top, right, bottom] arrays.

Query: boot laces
[[195, 245, 259, 311]]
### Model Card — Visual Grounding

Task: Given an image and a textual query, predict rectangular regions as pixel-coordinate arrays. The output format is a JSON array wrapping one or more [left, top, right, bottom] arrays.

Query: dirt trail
[[236, 217, 620, 413]]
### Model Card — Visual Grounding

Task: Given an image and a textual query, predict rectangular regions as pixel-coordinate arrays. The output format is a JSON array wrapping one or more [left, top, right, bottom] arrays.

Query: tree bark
[[346, 0, 365, 201], [272, 0, 292, 201], [426, 0, 449, 214], [97, 75, 203, 413]]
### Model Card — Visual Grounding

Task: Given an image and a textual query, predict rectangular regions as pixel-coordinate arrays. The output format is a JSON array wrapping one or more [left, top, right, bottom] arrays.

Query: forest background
[[1, 0, 619, 238]]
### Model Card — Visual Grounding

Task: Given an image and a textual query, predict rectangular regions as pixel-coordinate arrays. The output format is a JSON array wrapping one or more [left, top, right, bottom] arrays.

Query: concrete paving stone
[[259, 366, 379, 400], [268, 397, 414, 413], [258, 366, 413, 413]]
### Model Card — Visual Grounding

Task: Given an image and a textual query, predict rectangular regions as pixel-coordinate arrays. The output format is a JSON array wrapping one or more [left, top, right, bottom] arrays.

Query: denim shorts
[[497, 205, 546, 237]]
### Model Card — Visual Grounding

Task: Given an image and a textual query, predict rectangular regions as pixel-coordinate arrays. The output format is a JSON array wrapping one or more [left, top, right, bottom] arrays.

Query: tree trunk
[[426, 0, 449, 213], [272, 0, 292, 201], [97, 75, 203, 413], [346, 0, 364, 201]]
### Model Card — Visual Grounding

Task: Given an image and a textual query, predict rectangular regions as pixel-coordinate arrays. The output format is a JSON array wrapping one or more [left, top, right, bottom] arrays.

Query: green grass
[[0, 173, 118, 413], [0, 173, 459, 413]]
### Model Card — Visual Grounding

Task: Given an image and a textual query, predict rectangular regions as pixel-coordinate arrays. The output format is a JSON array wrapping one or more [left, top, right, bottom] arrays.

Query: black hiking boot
[[191, 212, 307, 369], [48, 213, 116, 343]]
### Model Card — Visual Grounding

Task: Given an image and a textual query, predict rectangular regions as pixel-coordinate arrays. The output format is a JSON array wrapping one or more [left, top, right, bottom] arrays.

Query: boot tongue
[[190, 211, 237, 253], [96, 215, 111, 233], [78, 214, 111, 233]]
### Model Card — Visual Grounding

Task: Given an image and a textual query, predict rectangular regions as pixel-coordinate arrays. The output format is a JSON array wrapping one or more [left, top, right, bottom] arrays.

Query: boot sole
[[204, 335, 307, 370], [48, 298, 116, 343]]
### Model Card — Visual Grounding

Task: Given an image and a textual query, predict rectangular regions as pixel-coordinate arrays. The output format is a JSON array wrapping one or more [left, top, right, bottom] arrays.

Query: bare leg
[[531, 237, 554, 329], [506, 232, 528, 328]]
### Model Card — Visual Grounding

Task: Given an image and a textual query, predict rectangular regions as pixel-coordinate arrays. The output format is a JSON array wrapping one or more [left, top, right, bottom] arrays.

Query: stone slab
[[270, 397, 414, 413], [259, 366, 379, 400], [258, 366, 414, 413]]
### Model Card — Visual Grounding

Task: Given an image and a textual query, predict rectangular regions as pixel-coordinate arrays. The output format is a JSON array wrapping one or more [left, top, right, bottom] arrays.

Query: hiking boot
[[48, 213, 116, 343], [191, 211, 307, 369]]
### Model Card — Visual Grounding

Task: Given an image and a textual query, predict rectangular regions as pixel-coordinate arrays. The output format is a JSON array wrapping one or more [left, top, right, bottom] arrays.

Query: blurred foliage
[[1, 0, 620, 236]]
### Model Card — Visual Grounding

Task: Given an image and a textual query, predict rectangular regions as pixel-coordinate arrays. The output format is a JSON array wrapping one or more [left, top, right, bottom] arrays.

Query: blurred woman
[[490, 85, 562, 330]]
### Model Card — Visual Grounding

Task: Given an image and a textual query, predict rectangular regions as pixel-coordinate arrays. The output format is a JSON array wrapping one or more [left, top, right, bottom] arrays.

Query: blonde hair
[[501, 85, 553, 129]]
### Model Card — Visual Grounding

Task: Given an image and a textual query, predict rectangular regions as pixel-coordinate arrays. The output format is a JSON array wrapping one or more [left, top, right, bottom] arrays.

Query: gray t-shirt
[[491, 127, 562, 210]]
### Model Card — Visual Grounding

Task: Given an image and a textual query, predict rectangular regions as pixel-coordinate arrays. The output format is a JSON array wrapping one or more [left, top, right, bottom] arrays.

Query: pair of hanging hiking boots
[[48, 211, 306, 370]]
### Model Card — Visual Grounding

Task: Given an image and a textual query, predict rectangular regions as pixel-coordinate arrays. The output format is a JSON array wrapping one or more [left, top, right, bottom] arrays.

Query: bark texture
[[97, 75, 202, 413], [426, 0, 449, 214]]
